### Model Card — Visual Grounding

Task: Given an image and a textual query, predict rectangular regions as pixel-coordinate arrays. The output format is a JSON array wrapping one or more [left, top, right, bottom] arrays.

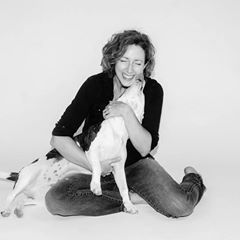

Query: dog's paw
[[123, 202, 138, 214], [90, 181, 102, 196], [1, 210, 11, 217], [14, 208, 24, 218]]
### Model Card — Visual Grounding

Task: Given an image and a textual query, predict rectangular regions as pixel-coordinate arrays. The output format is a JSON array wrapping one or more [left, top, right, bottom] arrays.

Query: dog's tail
[[0, 171, 19, 182]]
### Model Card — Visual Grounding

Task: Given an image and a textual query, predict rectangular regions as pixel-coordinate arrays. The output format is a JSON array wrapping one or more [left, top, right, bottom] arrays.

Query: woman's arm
[[103, 80, 163, 157], [51, 74, 123, 174], [103, 102, 151, 157], [50, 136, 92, 170], [51, 135, 121, 174], [123, 107, 152, 156]]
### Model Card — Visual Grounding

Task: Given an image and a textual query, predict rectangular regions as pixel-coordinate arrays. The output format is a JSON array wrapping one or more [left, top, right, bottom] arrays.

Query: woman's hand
[[102, 101, 130, 120], [100, 156, 121, 176]]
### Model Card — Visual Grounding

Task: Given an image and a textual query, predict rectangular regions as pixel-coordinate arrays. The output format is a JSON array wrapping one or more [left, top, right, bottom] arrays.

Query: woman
[[45, 29, 206, 218]]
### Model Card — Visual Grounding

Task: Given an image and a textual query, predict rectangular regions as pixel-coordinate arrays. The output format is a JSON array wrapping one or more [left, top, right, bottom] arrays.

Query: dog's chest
[[86, 117, 128, 156]]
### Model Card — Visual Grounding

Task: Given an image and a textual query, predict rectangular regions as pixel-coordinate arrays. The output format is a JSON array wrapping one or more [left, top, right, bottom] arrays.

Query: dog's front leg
[[112, 161, 138, 214], [86, 151, 102, 196]]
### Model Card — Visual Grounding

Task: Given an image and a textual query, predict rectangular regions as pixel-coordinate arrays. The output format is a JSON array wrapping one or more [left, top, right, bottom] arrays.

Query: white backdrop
[[0, 0, 239, 174]]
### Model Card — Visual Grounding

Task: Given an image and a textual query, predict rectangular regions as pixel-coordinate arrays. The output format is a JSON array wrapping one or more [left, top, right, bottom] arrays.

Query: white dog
[[0, 79, 145, 217]]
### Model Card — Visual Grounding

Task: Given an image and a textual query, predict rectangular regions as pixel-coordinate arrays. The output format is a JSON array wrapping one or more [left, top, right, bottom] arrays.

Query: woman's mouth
[[122, 73, 135, 81]]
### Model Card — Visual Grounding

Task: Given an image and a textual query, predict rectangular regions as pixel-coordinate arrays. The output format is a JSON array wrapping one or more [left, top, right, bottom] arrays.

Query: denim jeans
[[45, 157, 206, 218]]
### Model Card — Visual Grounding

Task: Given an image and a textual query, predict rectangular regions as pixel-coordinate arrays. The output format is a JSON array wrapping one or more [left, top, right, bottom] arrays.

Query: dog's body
[[0, 149, 92, 218], [0, 80, 145, 217]]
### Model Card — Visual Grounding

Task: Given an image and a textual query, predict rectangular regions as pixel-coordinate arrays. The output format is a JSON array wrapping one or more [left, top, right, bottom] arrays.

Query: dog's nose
[[135, 80, 143, 91]]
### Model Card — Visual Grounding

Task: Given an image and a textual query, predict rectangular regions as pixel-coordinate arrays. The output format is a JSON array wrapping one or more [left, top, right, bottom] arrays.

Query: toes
[[184, 166, 198, 175], [14, 208, 24, 218], [1, 210, 11, 217], [123, 203, 138, 214], [124, 207, 138, 214]]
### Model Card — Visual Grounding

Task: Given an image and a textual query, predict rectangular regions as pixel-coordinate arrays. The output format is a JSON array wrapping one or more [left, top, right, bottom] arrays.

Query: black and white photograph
[[0, 0, 239, 239]]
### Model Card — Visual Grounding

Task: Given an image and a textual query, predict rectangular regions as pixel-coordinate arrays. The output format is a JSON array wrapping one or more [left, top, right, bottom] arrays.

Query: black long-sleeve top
[[52, 72, 163, 167]]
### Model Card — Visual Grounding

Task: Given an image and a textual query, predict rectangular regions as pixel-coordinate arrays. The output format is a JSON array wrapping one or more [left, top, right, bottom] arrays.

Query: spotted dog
[[0, 79, 145, 217]]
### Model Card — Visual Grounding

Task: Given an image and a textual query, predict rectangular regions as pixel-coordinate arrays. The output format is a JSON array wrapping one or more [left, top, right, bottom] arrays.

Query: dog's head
[[119, 76, 145, 123]]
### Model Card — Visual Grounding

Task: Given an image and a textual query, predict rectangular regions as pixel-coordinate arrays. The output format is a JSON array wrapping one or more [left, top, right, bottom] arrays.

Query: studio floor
[[0, 161, 239, 240]]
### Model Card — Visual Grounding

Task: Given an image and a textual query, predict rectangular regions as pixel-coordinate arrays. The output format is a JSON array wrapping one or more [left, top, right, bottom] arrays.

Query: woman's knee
[[154, 197, 194, 218], [45, 182, 71, 216], [45, 188, 61, 215], [169, 199, 193, 218]]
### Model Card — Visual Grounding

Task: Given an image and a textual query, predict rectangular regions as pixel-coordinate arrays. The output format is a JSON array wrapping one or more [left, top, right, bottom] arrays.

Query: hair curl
[[101, 30, 155, 78]]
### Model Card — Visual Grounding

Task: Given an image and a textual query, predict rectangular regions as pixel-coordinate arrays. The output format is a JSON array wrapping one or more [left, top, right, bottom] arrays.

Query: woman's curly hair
[[101, 30, 155, 78]]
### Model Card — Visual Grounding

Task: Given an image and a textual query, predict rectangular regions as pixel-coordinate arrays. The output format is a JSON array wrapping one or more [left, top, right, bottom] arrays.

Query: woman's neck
[[113, 75, 125, 100]]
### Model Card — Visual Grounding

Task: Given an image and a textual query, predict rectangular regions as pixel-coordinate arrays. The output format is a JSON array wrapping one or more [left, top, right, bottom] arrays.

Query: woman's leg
[[45, 173, 123, 216], [125, 157, 206, 218]]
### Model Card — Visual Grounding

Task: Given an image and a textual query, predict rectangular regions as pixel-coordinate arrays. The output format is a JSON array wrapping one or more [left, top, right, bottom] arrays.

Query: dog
[[0, 78, 145, 217]]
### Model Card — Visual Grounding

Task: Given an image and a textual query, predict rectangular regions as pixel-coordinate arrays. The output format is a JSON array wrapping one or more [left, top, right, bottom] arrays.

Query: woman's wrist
[[122, 103, 133, 120], [51, 136, 92, 171]]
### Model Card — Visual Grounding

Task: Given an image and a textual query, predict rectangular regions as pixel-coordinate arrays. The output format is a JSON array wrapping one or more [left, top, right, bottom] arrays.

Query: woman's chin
[[115, 75, 136, 88], [121, 79, 136, 88]]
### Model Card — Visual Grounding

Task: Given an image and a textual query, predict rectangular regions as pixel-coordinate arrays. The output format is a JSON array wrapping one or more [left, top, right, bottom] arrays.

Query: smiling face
[[114, 44, 146, 88]]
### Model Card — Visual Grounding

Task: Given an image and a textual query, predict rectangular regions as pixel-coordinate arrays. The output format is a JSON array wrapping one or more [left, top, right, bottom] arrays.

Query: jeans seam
[[101, 194, 122, 204], [76, 189, 122, 204]]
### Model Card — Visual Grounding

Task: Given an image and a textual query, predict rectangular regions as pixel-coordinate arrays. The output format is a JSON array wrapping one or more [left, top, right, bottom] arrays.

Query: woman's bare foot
[[129, 191, 147, 205], [184, 166, 199, 175]]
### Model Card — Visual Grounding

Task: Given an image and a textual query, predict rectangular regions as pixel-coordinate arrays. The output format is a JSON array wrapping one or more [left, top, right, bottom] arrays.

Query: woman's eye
[[134, 62, 142, 66]]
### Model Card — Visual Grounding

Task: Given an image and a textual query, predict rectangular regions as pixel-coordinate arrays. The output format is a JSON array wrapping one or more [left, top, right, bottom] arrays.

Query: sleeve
[[52, 77, 96, 137], [142, 81, 164, 150]]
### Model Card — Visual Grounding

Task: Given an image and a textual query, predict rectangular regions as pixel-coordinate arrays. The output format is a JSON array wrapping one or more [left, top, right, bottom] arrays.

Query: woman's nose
[[126, 62, 134, 74]]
